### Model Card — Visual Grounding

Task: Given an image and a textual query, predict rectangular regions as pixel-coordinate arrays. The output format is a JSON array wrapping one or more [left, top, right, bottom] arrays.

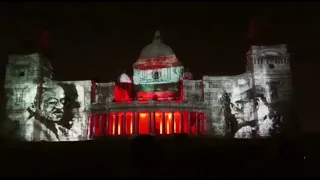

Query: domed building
[[3, 25, 293, 141], [88, 31, 293, 139], [89, 31, 209, 137]]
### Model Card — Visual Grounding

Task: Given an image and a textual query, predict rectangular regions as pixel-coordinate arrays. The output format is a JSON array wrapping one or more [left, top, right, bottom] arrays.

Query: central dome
[[139, 30, 175, 58], [133, 30, 182, 70]]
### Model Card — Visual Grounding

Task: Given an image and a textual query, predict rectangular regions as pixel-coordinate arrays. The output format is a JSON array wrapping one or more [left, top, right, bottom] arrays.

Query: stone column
[[188, 112, 191, 135], [92, 114, 96, 137], [162, 111, 165, 135], [93, 114, 98, 137], [99, 114, 103, 136], [100, 114, 104, 136], [123, 112, 127, 135], [148, 112, 152, 135], [199, 112, 202, 135], [106, 113, 110, 136], [86, 113, 91, 138], [180, 111, 183, 134], [195, 112, 199, 135], [135, 112, 139, 135], [153, 112, 157, 135], [115, 112, 118, 135], [204, 112, 207, 134], [171, 111, 175, 134], [200, 113, 202, 134], [201, 112, 204, 134], [132, 112, 135, 135], [97, 114, 101, 136]]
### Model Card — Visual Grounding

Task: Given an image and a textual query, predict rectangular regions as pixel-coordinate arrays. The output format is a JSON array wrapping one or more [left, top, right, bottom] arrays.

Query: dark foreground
[[0, 135, 318, 177]]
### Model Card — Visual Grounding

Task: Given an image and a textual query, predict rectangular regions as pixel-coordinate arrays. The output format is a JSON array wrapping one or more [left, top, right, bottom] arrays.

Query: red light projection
[[180, 82, 185, 101], [139, 113, 149, 134], [133, 56, 182, 70], [137, 91, 178, 101], [88, 111, 206, 137], [114, 84, 131, 102]]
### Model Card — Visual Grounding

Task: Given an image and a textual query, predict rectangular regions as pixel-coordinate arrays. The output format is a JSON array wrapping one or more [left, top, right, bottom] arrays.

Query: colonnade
[[88, 111, 206, 137]]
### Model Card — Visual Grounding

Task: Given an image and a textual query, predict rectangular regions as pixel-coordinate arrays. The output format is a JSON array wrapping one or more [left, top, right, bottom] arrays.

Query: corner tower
[[3, 53, 53, 139], [246, 18, 292, 104], [245, 18, 294, 137]]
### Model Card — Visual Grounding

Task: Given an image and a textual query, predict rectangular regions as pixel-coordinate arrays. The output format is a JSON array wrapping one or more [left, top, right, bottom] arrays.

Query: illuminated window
[[27, 67, 36, 76], [139, 113, 149, 134], [16, 93, 23, 104], [13, 121, 20, 130], [152, 70, 161, 80], [10, 66, 27, 77]]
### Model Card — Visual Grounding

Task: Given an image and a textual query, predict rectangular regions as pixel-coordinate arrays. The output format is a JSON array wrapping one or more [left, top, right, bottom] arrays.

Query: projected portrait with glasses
[[221, 85, 281, 139]]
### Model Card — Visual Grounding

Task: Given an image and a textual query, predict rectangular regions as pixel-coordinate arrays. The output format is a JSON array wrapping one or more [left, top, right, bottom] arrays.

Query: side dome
[[118, 72, 132, 83], [182, 68, 193, 80], [139, 30, 175, 58]]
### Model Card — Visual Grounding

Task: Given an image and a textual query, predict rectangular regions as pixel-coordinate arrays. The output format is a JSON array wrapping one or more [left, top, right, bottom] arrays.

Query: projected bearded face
[[40, 86, 65, 122]]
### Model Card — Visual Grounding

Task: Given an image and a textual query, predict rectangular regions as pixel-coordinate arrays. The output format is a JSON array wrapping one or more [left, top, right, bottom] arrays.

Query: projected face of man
[[230, 94, 254, 124], [40, 85, 65, 122], [229, 87, 271, 138], [230, 91, 269, 124]]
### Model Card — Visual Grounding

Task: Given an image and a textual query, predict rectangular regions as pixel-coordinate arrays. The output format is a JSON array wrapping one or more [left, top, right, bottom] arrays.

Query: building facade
[[3, 31, 293, 141]]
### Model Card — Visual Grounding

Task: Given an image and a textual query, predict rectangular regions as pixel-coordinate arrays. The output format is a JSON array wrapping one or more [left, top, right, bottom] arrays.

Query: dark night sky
[[1, 2, 320, 133]]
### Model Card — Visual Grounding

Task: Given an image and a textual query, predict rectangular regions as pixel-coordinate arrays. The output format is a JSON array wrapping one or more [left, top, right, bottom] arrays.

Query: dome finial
[[153, 30, 162, 43]]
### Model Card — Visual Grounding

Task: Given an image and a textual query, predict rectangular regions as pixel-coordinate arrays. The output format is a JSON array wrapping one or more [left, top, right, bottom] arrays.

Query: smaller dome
[[182, 68, 193, 80], [118, 72, 132, 83]]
